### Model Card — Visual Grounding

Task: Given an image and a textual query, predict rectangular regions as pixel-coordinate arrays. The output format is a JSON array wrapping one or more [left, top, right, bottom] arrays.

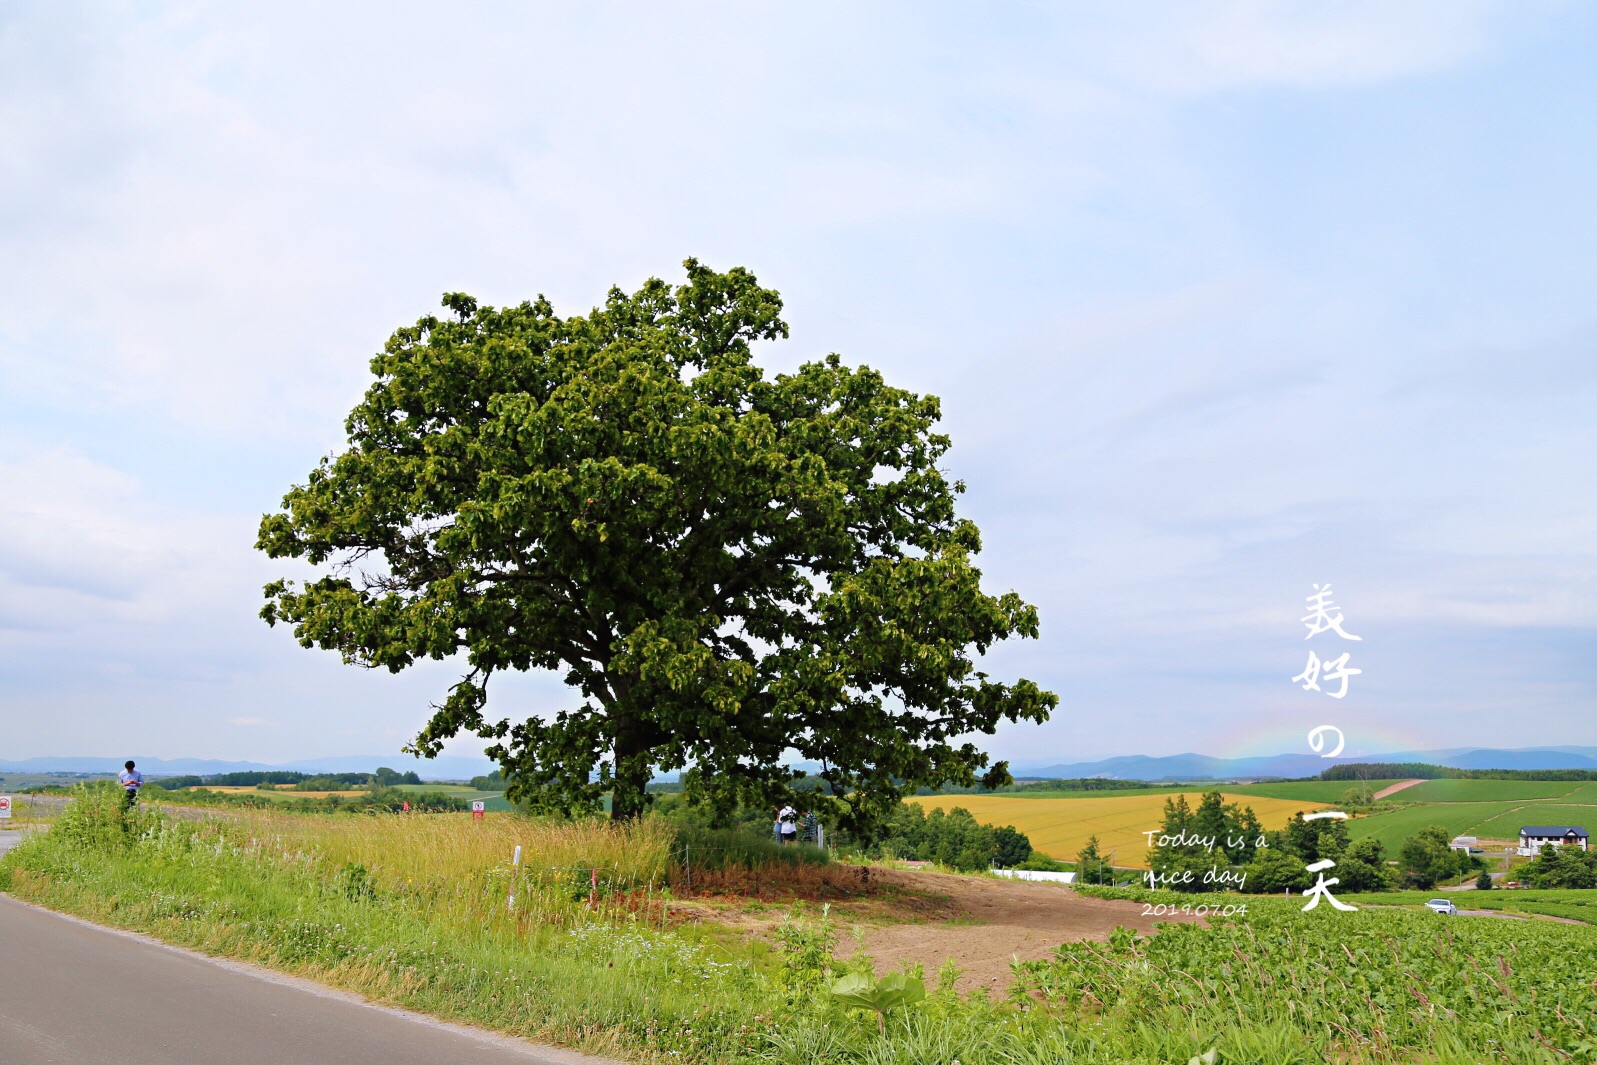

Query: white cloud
[[1096, 1, 1510, 95], [0, 445, 248, 632], [0, 1, 1533, 441], [1, 2, 1592, 764]]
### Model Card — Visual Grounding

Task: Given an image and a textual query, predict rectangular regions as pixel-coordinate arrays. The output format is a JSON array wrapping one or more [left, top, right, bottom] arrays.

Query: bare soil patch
[[682, 864, 1203, 993], [1372, 779, 1426, 800], [667, 862, 963, 928], [837, 869, 1203, 991]]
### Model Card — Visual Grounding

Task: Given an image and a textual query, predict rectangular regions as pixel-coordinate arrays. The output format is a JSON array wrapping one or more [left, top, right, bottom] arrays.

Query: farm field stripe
[[1371, 779, 1425, 800]]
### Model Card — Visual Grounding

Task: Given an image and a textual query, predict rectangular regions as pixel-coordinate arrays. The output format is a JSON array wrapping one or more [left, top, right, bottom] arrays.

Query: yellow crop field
[[905, 792, 1331, 868]]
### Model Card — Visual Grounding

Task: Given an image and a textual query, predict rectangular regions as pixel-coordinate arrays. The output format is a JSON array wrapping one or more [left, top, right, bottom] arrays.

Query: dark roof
[[1519, 826, 1589, 837]]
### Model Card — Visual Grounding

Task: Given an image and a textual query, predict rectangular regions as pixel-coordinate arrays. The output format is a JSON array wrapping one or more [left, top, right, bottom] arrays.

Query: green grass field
[[1339, 888, 1597, 924], [1472, 804, 1597, 838], [1347, 787, 1597, 851], [1345, 803, 1511, 851], [1223, 780, 1404, 802], [1388, 778, 1583, 802], [1550, 780, 1597, 803], [393, 783, 514, 810], [11, 786, 1597, 1065]]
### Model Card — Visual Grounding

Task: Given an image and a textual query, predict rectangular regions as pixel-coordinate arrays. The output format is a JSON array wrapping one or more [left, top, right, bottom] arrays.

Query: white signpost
[[471, 800, 485, 821], [0, 796, 12, 819]]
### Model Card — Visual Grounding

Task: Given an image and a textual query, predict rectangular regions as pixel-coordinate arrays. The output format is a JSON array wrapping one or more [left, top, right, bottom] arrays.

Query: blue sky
[[2, 2, 1593, 767]]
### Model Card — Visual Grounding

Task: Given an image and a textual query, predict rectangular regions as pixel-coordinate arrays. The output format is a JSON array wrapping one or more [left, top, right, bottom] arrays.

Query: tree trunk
[[609, 720, 651, 821]]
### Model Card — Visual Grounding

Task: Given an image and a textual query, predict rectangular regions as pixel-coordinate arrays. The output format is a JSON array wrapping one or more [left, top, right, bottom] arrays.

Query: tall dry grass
[[245, 810, 672, 884], [206, 809, 678, 933]]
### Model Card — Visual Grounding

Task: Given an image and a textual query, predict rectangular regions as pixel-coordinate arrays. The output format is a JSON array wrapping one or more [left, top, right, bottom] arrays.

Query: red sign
[[471, 800, 485, 821]]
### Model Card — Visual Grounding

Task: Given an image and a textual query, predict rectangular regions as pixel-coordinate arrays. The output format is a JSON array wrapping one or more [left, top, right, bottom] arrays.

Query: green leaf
[[829, 972, 927, 1016]]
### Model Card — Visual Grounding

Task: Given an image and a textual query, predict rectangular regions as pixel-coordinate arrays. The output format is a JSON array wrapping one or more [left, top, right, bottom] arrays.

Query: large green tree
[[257, 261, 1055, 825], [1397, 825, 1460, 889]]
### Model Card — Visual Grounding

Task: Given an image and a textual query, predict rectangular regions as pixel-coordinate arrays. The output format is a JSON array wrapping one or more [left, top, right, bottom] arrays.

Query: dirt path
[[833, 869, 1202, 992], [1372, 779, 1426, 800]]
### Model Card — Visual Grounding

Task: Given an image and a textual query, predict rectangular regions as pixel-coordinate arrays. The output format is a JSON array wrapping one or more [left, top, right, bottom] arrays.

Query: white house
[[1517, 825, 1589, 857], [1449, 835, 1478, 852]]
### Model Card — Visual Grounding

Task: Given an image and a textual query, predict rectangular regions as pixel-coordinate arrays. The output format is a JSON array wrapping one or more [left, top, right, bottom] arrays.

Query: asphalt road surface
[[0, 831, 30, 859], [0, 894, 615, 1065]]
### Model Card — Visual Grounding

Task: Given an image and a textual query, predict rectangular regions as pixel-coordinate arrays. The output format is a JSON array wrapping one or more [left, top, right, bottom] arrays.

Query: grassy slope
[[1344, 781, 1597, 850], [10, 792, 1597, 1065], [1473, 804, 1597, 838], [1555, 781, 1597, 803], [1345, 803, 1508, 851], [1391, 778, 1583, 802]]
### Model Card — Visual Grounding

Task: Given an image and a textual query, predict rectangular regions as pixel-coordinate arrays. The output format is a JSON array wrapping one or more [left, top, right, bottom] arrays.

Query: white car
[[1425, 899, 1458, 916]]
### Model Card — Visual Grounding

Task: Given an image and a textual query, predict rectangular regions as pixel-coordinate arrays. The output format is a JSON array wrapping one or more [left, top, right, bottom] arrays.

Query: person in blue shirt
[[118, 760, 143, 812]]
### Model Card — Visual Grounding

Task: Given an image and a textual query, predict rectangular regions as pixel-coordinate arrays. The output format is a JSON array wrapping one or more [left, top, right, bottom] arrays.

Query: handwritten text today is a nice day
[[1140, 829, 1268, 890]]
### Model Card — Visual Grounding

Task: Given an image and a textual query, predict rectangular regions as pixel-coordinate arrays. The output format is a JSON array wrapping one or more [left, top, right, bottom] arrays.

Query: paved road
[[0, 895, 615, 1065], [0, 831, 32, 859]]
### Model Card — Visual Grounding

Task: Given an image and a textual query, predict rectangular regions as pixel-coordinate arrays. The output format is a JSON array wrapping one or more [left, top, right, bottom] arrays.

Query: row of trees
[[157, 768, 424, 790], [1145, 793, 1485, 894], [874, 804, 1033, 872], [1322, 763, 1597, 782], [269, 770, 424, 791], [1521, 842, 1597, 888]]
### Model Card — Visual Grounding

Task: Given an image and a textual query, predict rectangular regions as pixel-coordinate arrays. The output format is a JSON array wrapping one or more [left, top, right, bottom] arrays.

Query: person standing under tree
[[776, 804, 798, 844], [118, 760, 143, 812]]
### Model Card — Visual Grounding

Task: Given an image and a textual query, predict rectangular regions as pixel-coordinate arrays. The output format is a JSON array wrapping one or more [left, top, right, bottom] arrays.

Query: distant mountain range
[[10, 744, 1597, 785], [1012, 746, 1597, 781], [0, 754, 496, 781]]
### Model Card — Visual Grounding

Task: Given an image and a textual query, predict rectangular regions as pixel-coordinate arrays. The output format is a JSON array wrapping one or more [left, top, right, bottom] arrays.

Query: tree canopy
[[257, 260, 1055, 826]]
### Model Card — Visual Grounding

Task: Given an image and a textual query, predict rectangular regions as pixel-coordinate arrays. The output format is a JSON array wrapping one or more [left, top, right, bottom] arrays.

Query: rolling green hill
[[1346, 781, 1597, 851], [1347, 803, 1513, 852], [1473, 804, 1597, 839], [1390, 779, 1582, 803], [1553, 781, 1597, 804], [1223, 780, 1404, 803]]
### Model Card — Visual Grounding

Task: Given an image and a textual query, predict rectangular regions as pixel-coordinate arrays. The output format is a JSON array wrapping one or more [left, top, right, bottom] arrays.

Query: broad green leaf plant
[[829, 972, 926, 1033], [258, 261, 1055, 825]]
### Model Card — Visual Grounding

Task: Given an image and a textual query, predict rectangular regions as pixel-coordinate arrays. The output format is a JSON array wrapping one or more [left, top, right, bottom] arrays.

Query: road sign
[[471, 800, 485, 821], [0, 796, 11, 819]]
